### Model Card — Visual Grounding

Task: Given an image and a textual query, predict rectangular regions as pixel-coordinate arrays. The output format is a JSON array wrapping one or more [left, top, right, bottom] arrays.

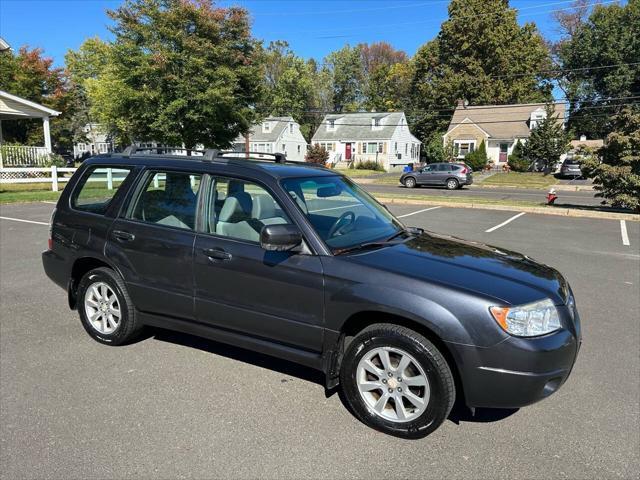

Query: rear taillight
[[460, 167, 468, 174], [48, 208, 56, 250]]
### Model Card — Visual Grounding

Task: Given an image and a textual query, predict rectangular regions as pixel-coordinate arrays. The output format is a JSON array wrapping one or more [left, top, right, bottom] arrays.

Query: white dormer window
[[262, 122, 271, 133], [327, 119, 336, 131], [530, 108, 547, 130], [372, 117, 384, 131]]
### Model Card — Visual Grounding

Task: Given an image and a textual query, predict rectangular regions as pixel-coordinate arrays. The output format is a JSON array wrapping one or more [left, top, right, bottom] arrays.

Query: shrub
[[508, 140, 529, 172], [43, 153, 66, 168], [581, 107, 640, 211], [464, 140, 488, 171], [305, 144, 329, 165], [355, 160, 385, 171]]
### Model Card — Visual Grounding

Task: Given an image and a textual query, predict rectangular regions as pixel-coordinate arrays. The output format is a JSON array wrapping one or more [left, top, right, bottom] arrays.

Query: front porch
[[0, 90, 61, 167]]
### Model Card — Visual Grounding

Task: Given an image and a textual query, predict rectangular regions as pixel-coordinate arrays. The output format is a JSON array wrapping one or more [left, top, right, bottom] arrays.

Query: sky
[[0, 0, 585, 68]]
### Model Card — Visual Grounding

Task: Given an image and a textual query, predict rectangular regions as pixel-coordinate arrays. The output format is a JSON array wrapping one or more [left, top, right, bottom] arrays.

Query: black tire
[[404, 177, 417, 188], [77, 267, 142, 346], [446, 178, 459, 190], [340, 323, 455, 439]]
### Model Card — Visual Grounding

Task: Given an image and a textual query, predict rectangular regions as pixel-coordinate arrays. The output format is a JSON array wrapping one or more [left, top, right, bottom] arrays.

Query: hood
[[345, 231, 568, 306]]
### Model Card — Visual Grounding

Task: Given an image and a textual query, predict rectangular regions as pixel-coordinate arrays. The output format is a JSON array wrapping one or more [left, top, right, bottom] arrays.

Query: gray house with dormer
[[311, 111, 421, 171], [232, 116, 307, 162]]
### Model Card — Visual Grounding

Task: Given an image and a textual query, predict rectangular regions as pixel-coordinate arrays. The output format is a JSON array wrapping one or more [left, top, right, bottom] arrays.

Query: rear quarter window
[[72, 166, 133, 215]]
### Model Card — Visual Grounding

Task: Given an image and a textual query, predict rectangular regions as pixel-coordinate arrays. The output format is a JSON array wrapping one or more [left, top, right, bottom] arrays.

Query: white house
[[74, 123, 115, 159], [233, 116, 307, 162], [443, 100, 566, 166], [311, 111, 421, 171]]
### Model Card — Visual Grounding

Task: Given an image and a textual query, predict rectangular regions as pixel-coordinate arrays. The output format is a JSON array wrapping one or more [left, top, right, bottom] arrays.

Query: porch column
[[42, 116, 52, 152]]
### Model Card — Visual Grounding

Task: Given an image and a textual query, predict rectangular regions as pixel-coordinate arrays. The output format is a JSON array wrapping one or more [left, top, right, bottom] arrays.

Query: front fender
[[325, 283, 476, 346]]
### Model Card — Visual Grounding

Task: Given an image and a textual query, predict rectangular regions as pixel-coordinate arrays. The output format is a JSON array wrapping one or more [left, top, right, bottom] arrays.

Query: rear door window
[[128, 171, 202, 231], [72, 167, 133, 214]]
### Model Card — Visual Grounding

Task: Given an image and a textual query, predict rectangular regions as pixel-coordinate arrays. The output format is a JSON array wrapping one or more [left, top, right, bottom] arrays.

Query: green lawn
[[334, 168, 385, 177], [478, 172, 558, 189]]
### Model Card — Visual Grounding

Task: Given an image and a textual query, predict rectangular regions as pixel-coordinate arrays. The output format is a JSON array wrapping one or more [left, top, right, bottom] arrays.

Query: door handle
[[203, 248, 232, 261], [112, 230, 135, 242]]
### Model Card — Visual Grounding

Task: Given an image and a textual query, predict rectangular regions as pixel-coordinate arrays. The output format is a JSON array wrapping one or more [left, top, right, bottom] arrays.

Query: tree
[[581, 107, 640, 211], [522, 104, 571, 173], [305, 144, 329, 165], [0, 46, 72, 149], [324, 45, 365, 112], [409, 0, 553, 143], [258, 41, 316, 139], [85, 0, 263, 150], [465, 140, 488, 171], [422, 131, 447, 163], [557, 1, 640, 138], [507, 140, 529, 171]]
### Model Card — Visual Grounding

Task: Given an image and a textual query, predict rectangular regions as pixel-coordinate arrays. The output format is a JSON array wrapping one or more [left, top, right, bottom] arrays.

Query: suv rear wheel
[[78, 267, 142, 345], [340, 323, 455, 438], [446, 178, 459, 190]]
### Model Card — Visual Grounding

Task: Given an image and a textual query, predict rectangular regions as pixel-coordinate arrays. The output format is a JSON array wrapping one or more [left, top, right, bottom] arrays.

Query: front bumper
[[448, 307, 581, 408]]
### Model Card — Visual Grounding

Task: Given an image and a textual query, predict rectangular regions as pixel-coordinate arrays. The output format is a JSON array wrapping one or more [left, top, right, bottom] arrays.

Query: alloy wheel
[[356, 346, 430, 423], [84, 282, 121, 334]]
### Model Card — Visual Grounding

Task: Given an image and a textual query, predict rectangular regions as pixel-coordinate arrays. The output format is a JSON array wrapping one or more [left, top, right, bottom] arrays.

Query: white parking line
[[397, 206, 441, 218], [0, 216, 48, 226], [485, 212, 526, 233], [620, 220, 630, 246]]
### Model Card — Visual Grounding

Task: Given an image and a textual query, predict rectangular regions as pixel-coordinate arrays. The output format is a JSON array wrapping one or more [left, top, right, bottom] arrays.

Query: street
[[1, 201, 639, 479], [362, 183, 603, 207]]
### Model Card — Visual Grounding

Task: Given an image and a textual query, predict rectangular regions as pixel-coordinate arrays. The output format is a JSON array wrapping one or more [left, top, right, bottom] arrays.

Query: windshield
[[281, 175, 404, 251]]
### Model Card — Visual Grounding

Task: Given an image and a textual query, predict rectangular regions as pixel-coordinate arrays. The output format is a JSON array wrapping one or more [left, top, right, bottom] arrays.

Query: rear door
[[434, 163, 453, 184], [193, 175, 325, 352], [105, 169, 203, 320]]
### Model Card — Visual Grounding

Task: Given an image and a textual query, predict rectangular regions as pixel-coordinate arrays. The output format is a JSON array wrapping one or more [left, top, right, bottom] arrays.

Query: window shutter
[[382, 142, 387, 154]]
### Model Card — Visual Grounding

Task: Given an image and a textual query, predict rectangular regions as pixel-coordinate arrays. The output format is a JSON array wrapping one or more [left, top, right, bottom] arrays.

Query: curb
[[471, 183, 594, 192], [374, 195, 640, 222]]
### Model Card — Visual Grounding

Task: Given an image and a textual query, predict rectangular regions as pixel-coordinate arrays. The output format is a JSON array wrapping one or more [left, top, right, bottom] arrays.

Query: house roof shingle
[[312, 112, 411, 141], [446, 102, 567, 140], [234, 116, 295, 143]]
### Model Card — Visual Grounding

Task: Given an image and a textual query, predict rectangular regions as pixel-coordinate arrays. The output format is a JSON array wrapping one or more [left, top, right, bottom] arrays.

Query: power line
[[489, 62, 640, 79], [295, 95, 640, 116], [268, 0, 615, 38], [250, 0, 450, 17]]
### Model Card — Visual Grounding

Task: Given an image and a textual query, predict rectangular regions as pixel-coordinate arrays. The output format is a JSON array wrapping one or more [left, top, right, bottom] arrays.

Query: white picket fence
[[0, 146, 51, 167]]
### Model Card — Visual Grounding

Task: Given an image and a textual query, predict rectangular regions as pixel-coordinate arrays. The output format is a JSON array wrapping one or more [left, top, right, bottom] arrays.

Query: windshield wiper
[[334, 229, 417, 255]]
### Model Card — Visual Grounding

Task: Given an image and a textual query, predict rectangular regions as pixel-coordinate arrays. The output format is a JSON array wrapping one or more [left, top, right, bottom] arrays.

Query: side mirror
[[260, 224, 303, 252]]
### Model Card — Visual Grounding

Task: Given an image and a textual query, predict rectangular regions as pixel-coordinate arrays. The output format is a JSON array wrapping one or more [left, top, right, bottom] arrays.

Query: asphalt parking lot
[[1, 201, 639, 479]]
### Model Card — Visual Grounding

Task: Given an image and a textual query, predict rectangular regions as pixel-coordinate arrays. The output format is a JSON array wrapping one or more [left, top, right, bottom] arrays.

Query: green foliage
[[507, 140, 529, 172], [355, 160, 385, 172], [259, 41, 315, 137], [85, 0, 262, 149], [0, 46, 74, 150], [557, 1, 640, 139], [581, 107, 640, 211], [464, 140, 488, 171], [522, 104, 571, 173], [408, 0, 553, 142], [421, 131, 446, 163], [305, 144, 329, 165], [43, 153, 66, 168], [324, 45, 365, 112]]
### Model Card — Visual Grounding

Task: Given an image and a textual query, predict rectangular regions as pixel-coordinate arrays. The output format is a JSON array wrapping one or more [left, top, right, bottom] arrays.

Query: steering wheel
[[328, 211, 356, 238]]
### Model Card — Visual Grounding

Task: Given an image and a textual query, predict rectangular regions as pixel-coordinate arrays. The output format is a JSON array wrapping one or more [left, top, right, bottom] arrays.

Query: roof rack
[[119, 145, 289, 164]]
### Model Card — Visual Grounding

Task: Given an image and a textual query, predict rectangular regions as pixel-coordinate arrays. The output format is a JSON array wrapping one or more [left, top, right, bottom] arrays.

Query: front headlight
[[490, 299, 561, 337]]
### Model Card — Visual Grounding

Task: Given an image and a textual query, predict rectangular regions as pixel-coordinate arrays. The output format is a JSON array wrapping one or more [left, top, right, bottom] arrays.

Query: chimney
[[579, 134, 587, 141]]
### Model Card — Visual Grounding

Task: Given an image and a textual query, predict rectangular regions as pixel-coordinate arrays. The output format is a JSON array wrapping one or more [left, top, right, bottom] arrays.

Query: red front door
[[345, 142, 352, 160]]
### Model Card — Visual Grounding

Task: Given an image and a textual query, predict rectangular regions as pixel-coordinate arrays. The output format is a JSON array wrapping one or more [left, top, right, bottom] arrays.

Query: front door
[[345, 142, 352, 160], [499, 143, 509, 162], [193, 176, 325, 352], [417, 164, 437, 184]]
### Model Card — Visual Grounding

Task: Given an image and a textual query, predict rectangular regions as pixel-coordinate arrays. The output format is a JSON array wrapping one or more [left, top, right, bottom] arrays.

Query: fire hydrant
[[546, 188, 558, 205]]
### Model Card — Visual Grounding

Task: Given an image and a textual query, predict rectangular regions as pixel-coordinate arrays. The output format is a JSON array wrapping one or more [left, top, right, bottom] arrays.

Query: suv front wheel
[[340, 323, 455, 438], [78, 267, 142, 345]]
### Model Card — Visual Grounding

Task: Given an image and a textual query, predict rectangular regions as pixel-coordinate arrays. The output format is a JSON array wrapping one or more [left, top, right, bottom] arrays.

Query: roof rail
[[119, 145, 296, 165]]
